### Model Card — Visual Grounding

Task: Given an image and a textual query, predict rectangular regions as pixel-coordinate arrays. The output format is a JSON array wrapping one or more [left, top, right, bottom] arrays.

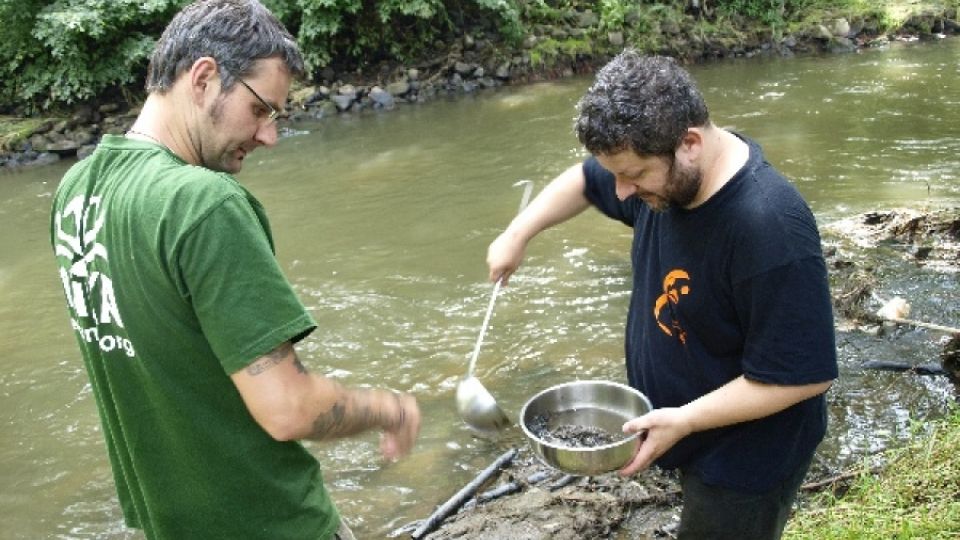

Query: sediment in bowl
[[520, 380, 652, 476]]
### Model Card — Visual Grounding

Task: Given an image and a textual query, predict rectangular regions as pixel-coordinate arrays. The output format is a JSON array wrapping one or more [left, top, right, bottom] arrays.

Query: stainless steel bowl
[[520, 380, 653, 476]]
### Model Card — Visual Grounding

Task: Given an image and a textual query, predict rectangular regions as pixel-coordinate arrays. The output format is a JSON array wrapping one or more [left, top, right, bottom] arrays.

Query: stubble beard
[[200, 97, 240, 174], [649, 159, 702, 212]]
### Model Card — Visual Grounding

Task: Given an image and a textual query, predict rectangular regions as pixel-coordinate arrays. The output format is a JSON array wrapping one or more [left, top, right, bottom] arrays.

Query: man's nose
[[256, 122, 279, 147], [615, 178, 636, 201]]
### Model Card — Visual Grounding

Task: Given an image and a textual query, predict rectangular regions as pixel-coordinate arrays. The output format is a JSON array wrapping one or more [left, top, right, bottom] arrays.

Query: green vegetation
[[785, 409, 960, 539], [3, 0, 952, 114], [0, 116, 58, 152]]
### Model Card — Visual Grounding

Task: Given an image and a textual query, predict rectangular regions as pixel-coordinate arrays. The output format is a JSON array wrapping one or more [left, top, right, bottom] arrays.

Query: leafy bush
[[293, 0, 524, 76], [0, 0, 526, 111], [0, 0, 182, 113]]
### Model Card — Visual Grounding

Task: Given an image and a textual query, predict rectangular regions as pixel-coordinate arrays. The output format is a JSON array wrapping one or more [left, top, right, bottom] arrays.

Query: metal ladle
[[456, 180, 534, 433]]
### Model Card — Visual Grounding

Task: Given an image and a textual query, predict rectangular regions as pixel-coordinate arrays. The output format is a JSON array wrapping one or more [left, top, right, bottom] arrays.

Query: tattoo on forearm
[[292, 357, 308, 374], [309, 389, 394, 440], [312, 401, 348, 436], [245, 343, 294, 376]]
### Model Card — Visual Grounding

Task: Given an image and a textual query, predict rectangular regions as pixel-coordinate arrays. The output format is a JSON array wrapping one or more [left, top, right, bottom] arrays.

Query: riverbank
[[2, 2, 958, 170]]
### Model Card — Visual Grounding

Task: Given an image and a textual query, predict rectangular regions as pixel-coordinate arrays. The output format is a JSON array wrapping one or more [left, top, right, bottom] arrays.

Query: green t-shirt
[[50, 135, 339, 540]]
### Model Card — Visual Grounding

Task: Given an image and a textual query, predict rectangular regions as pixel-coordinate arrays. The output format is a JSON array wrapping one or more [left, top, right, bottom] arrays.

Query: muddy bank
[[393, 446, 682, 540], [2, 7, 959, 171]]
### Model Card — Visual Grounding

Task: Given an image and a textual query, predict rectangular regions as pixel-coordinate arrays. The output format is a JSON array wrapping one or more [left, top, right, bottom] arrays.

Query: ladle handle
[[466, 277, 502, 377], [465, 180, 533, 378]]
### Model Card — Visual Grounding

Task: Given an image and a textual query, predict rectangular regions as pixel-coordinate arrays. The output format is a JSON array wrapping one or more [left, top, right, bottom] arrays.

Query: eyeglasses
[[230, 73, 286, 124]]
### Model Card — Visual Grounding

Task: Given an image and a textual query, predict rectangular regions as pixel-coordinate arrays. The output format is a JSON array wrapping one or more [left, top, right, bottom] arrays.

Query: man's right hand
[[486, 231, 528, 286], [380, 391, 420, 460]]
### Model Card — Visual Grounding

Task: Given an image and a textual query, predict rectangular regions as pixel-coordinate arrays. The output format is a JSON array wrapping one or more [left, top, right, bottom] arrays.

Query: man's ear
[[675, 128, 704, 166], [188, 56, 220, 107]]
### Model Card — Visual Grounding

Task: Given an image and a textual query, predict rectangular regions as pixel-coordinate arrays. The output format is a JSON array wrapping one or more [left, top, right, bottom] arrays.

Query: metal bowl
[[520, 380, 653, 476]]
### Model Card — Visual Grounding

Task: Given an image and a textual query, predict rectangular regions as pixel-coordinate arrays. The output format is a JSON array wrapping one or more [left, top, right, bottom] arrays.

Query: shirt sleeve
[[176, 194, 316, 374], [735, 255, 839, 385]]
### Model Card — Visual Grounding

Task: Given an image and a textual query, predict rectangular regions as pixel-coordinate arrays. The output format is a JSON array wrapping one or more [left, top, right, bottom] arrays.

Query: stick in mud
[[410, 447, 518, 539], [462, 469, 556, 510]]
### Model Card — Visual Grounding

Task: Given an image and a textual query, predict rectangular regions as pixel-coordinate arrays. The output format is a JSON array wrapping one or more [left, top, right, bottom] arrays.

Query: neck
[[127, 93, 202, 166], [691, 127, 748, 207]]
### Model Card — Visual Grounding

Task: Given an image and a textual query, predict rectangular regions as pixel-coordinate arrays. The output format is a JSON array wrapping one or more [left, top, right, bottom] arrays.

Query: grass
[[785, 409, 960, 539]]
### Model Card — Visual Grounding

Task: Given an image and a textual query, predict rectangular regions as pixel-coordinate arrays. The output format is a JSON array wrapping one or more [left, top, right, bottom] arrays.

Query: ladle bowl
[[456, 375, 511, 433]]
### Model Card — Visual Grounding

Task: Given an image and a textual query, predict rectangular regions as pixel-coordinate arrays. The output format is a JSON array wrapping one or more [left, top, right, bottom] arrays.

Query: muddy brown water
[[2, 38, 959, 538]]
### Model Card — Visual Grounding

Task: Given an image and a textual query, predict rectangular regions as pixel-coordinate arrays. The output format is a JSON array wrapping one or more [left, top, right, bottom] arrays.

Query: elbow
[[258, 412, 306, 442], [250, 402, 310, 442]]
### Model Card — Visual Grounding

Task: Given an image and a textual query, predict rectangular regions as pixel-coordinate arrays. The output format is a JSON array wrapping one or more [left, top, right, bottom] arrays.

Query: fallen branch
[[862, 360, 948, 376], [461, 469, 555, 510], [410, 447, 518, 539], [801, 465, 883, 493], [548, 473, 580, 491], [886, 317, 960, 335]]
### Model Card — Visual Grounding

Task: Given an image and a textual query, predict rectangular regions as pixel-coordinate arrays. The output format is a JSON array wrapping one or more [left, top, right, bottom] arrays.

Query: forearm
[[680, 376, 833, 434], [620, 375, 833, 475], [298, 377, 403, 442], [233, 343, 404, 442]]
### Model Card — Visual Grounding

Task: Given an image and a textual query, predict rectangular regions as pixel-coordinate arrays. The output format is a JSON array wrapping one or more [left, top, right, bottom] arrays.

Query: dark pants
[[677, 456, 812, 540]]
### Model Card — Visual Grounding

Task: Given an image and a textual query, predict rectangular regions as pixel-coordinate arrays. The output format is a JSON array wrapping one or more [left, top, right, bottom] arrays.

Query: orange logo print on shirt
[[653, 269, 690, 344]]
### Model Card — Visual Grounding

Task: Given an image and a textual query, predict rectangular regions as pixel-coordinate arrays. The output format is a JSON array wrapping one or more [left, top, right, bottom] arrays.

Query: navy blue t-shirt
[[582, 134, 838, 493]]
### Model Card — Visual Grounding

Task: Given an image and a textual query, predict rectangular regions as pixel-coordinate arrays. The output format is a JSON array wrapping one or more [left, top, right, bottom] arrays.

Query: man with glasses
[[486, 51, 838, 539], [49, 1, 420, 539]]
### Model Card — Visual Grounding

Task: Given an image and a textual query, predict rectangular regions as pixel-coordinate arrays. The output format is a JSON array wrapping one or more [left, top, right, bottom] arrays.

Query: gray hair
[[575, 51, 709, 157], [145, 0, 304, 93]]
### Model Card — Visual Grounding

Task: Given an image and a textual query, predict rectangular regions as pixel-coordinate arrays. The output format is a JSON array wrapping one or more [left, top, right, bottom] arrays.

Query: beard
[[648, 159, 702, 212], [199, 97, 241, 174]]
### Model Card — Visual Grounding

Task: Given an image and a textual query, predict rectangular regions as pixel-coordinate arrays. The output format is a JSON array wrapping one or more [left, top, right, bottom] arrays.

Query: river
[[1, 38, 958, 538]]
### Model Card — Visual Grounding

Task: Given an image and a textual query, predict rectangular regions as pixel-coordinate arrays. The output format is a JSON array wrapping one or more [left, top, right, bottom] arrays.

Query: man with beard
[[486, 51, 837, 539], [49, 1, 419, 539]]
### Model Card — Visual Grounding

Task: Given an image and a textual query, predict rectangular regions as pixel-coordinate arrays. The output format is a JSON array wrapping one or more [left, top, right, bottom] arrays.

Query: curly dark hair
[[575, 51, 709, 157], [146, 0, 304, 94]]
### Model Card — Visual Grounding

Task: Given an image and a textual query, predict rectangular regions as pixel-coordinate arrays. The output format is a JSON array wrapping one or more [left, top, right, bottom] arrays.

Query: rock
[[78, 144, 97, 160], [30, 152, 61, 167], [407, 68, 420, 81], [831, 18, 851, 37], [332, 94, 354, 112], [829, 37, 857, 53], [812, 24, 833, 40], [368, 86, 395, 109], [495, 62, 512, 80], [523, 35, 537, 49], [454, 61, 474, 76], [608, 31, 625, 47], [289, 86, 317, 108], [386, 81, 410, 96], [41, 139, 81, 156], [337, 84, 357, 99]]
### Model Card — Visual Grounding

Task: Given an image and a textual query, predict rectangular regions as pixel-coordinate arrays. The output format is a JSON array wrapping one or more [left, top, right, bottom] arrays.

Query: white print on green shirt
[[55, 194, 134, 357]]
